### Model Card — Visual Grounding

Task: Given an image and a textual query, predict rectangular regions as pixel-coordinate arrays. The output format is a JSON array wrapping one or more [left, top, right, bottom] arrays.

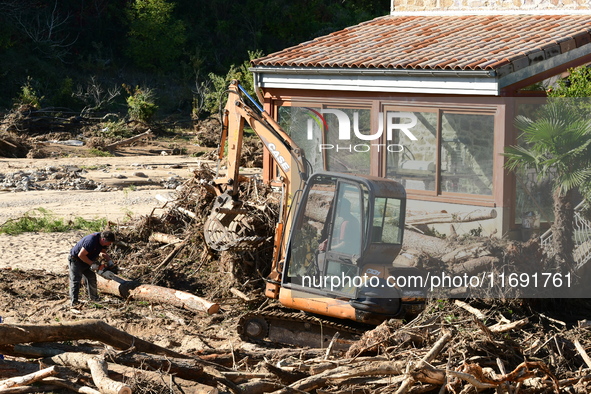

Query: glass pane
[[278, 106, 325, 173], [373, 197, 403, 244], [386, 111, 437, 191], [287, 178, 336, 278], [328, 183, 362, 256], [322, 108, 372, 175], [441, 113, 494, 195], [321, 260, 358, 295]]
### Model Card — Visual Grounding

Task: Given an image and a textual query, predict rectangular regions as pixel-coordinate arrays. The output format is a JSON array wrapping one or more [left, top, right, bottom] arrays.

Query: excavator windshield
[[283, 172, 405, 297]]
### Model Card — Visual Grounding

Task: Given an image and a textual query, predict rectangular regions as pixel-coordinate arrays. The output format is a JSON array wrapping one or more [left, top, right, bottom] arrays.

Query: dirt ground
[[0, 141, 256, 356], [4, 134, 591, 393]]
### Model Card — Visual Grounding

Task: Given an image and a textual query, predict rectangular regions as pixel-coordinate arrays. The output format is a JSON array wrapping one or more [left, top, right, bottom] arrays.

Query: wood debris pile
[[111, 164, 279, 296], [3, 298, 591, 393], [193, 116, 263, 167], [0, 105, 92, 137], [3, 162, 591, 393]]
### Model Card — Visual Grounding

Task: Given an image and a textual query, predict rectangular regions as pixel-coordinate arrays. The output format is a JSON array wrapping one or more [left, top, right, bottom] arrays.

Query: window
[[373, 197, 403, 244], [440, 112, 494, 195], [386, 110, 437, 192], [385, 107, 495, 197], [276, 102, 496, 199], [278, 105, 373, 174]]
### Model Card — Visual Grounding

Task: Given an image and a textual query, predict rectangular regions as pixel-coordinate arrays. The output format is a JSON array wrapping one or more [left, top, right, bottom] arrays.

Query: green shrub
[[98, 120, 134, 139], [15, 77, 43, 109], [125, 85, 158, 122], [200, 50, 263, 116], [0, 208, 107, 235]]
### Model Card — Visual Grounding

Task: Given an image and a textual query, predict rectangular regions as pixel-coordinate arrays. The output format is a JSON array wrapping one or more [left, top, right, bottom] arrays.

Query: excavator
[[204, 80, 426, 348]]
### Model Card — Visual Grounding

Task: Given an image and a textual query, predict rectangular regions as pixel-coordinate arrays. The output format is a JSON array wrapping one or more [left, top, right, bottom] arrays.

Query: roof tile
[[252, 14, 591, 72]]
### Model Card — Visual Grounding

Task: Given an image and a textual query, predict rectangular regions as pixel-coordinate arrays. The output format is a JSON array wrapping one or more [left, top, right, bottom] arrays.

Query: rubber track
[[238, 309, 367, 347]]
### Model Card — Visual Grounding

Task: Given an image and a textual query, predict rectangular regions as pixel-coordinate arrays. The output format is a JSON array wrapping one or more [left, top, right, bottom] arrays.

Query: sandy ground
[[0, 154, 217, 274], [0, 152, 439, 277]]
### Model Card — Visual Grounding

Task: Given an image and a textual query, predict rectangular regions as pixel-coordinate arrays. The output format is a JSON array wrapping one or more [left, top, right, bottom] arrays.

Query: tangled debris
[[111, 164, 279, 296], [2, 160, 591, 392]]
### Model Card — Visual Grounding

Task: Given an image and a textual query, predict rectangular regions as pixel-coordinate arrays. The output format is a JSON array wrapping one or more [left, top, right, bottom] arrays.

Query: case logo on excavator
[[268, 143, 290, 171]]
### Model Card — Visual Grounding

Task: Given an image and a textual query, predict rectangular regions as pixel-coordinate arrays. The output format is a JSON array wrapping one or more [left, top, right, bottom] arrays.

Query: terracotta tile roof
[[252, 14, 591, 73]]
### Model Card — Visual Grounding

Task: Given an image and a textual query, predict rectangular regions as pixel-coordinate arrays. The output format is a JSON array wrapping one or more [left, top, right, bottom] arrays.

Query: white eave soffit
[[252, 67, 500, 96]]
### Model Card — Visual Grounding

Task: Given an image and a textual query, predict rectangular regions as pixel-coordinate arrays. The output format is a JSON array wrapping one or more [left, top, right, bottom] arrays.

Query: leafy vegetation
[[505, 95, 591, 268], [0, 0, 389, 117], [0, 208, 107, 235]]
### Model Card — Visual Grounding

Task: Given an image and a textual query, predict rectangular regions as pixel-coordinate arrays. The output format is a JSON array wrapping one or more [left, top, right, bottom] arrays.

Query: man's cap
[[101, 230, 116, 242]]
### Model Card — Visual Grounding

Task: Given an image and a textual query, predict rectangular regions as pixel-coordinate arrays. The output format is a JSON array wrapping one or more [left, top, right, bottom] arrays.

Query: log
[[0, 320, 187, 359], [406, 209, 497, 225], [87, 356, 131, 394], [0, 384, 61, 393], [43, 377, 101, 394], [48, 353, 217, 394], [148, 232, 183, 244], [0, 366, 58, 390], [0, 360, 39, 379], [96, 273, 219, 315], [46, 351, 204, 381], [451, 256, 499, 275], [104, 130, 152, 150], [441, 242, 489, 263]]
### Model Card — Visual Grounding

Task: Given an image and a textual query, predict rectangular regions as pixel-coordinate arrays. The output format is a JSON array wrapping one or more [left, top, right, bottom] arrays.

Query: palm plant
[[504, 99, 591, 270]]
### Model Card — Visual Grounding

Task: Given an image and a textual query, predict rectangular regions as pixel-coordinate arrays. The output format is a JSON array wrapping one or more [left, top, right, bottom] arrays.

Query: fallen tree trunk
[[87, 357, 131, 394], [48, 352, 217, 394], [451, 256, 499, 275], [96, 272, 219, 315], [0, 365, 58, 390], [407, 209, 497, 225], [45, 351, 204, 381], [104, 130, 152, 150], [0, 320, 187, 359]]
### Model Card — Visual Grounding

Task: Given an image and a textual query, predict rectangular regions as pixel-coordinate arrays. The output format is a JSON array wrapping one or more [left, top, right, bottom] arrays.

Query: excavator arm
[[204, 80, 308, 297]]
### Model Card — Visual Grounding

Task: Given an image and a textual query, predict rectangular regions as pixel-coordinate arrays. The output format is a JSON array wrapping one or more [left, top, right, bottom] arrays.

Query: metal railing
[[540, 201, 591, 270]]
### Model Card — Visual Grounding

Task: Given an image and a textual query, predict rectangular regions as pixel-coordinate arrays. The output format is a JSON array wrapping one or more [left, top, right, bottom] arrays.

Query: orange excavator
[[204, 81, 426, 348]]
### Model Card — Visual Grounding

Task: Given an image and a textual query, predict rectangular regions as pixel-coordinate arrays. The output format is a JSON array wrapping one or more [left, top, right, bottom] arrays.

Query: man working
[[68, 230, 116, 307]]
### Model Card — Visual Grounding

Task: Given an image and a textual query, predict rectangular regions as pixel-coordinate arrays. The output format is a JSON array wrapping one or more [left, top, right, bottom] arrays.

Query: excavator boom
[[204, 81, 426, 348]]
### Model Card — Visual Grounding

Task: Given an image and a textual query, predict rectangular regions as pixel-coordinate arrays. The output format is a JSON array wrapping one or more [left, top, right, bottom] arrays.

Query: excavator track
[[238, 310, 368, 350]]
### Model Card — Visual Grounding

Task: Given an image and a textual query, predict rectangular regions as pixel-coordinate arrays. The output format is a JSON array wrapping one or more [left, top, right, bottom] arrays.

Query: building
[[250, 0, 591, 238]]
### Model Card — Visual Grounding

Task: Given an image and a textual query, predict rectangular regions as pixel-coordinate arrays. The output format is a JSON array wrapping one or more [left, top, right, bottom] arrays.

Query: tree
[[504, 99, 591, 270], [126, 0, 186, 71]]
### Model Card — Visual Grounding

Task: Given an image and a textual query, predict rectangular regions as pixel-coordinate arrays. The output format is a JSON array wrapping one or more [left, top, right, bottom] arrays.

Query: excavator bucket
[[204, 192, 269, 251]]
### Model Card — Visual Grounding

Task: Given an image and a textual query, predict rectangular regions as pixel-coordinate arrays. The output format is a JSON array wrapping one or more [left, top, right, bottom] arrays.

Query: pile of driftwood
[[113, 165, 278, 294], [2, 298, 591, 393]]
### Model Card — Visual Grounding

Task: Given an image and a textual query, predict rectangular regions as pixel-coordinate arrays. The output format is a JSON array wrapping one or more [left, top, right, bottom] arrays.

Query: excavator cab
[[280, 172, 426, 325]]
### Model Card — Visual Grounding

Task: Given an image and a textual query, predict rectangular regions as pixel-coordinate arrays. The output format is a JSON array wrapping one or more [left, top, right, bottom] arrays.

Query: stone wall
[[392, 0, 591, 12]]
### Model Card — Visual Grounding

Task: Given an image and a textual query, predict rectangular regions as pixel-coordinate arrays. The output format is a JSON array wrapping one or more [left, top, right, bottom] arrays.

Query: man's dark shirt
[[70, 232, 103, 261]]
